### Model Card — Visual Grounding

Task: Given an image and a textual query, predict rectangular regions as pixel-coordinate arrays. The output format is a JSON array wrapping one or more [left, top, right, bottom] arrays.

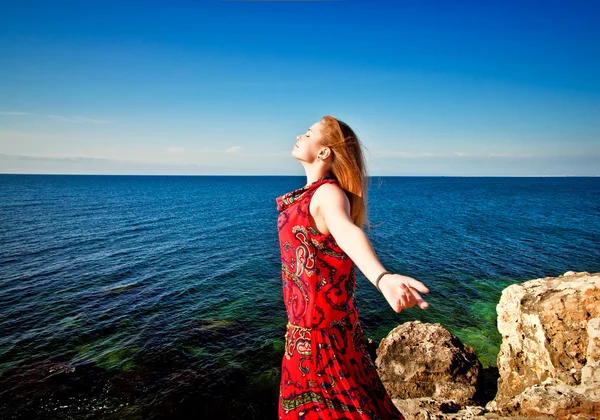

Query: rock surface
[[376, 321, 482, 404], [493, 377, 599, 420], [375, 272, 600, 419], [487, 271, 600, 419]]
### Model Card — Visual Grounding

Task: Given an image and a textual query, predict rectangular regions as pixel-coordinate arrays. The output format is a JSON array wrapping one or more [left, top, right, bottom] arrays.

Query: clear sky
[[1, 0, 598, 176]]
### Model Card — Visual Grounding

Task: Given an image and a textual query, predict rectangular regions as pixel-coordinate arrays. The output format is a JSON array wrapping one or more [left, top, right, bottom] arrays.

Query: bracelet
[[375, 271, 393, 292]]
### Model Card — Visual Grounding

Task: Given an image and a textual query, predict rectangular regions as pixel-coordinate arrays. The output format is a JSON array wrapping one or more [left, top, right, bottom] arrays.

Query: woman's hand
[[378, 274, 430, 313]]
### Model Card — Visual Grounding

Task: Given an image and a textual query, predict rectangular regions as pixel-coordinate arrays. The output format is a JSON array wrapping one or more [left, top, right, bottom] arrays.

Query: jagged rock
[[391, 397, 537, 419], [390, 397, 461, 419], [581, 317, 600, 386], [487, 271, 600, 418], [492, 377, 599, 420], [376, 321, 482, 404]]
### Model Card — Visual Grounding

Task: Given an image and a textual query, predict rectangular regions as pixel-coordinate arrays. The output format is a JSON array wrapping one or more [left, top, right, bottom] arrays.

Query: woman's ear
[[318, 147, 332, 160]]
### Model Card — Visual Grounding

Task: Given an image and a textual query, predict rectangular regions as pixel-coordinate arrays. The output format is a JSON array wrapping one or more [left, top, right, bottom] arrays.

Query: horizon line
[[1, 173, 598, 178]]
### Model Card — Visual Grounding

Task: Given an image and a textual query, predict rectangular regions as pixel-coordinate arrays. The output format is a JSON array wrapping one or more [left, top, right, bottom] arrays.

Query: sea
[[1, 174, 599, 419]]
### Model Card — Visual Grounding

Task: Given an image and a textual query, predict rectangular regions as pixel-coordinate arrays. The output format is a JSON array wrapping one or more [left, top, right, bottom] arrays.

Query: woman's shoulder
[[311, 182, 350, 212]]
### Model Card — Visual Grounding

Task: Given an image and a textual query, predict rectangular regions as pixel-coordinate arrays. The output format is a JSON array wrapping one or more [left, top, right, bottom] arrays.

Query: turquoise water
[[1, 175, 599, 418]]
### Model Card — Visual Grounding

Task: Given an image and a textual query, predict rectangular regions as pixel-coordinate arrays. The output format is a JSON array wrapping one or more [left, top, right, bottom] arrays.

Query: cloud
[[372, 150, 571, 159], [0, 112, 109, 123], [0, 153, 115, 163], [371, 151, 443, 158], [0, 111, 32, 116], [225, 146, 242, 153], [0, 142, 282, 169], [454, 152, 541, 159], [47, 115, 109, 124], [0, 152, 299, 175], [0, 152, 209, 175], [2, 151, 598, 176], [486, 152, 536, 158]]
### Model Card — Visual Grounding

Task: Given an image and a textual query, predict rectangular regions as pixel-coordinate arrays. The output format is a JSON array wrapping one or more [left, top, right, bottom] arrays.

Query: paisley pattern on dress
[[276, 177, 404, 420]]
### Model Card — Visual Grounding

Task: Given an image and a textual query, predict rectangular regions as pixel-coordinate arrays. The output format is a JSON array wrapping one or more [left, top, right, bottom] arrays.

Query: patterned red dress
[[276, 176, 404, 420]]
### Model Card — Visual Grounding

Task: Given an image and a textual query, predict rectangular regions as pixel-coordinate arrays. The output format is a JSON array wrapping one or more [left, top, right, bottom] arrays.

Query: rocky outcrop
[[487, 271, 600, 419], [375, 271, 600, 420], [376, 321, 482, 404]]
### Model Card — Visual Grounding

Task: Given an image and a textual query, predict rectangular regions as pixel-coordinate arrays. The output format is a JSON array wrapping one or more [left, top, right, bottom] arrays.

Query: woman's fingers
[[396, 286, 406, 310], [397, 283, 428, 311], [400, 284, 415, 305], [394, 284, 408, 312], [409, 287, 429, 309], [381, 274, 430, 312], [407, 278, 429, 294]]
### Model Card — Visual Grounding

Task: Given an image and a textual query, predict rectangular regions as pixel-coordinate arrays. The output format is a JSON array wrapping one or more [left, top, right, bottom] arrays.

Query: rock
[[581, 318, 600, 386], [376, 321, 482, 404], [390, 397, 461, 419], [391, 397, 535, 419], [488, 271, 600, 418], [493, 378, 599, 420]]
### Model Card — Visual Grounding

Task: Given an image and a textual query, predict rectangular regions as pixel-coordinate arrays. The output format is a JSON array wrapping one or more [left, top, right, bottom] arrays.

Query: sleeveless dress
[[275, 176, 404, 420]]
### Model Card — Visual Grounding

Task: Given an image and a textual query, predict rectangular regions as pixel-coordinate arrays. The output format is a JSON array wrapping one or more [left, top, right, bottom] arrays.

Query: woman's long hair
[[319, 115, 369, 229]]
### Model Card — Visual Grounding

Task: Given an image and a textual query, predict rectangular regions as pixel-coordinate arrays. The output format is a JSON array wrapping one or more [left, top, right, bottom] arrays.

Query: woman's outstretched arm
[[313, 184, 429, 313]]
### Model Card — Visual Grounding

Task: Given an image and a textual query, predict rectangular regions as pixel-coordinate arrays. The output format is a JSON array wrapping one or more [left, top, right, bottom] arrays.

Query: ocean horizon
[[2, 172, 598, 177]]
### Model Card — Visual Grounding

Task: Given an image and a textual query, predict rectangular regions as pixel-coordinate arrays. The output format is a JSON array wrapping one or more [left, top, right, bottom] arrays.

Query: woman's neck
[[304, 168, 332, 186]]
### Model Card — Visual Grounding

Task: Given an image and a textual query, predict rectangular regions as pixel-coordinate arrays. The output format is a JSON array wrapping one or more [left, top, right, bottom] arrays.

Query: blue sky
[[0, 0, 598, 176]]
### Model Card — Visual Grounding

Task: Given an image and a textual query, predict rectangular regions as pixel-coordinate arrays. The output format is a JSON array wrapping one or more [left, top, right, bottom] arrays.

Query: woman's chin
[[291, 148, 308, 162]]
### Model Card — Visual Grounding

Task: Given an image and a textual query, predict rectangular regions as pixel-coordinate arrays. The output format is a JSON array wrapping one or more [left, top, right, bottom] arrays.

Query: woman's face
[[292, 121, 324, 162]]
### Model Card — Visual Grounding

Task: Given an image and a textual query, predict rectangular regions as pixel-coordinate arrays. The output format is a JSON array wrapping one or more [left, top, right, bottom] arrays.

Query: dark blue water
[[1, 175, 599, 419]]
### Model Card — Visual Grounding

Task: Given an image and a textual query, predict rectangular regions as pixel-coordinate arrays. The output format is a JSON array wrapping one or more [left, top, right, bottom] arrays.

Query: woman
[[275, 115, 430, 419]]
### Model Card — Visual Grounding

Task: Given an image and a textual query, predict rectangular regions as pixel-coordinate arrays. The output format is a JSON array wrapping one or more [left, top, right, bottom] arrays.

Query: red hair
[[319, 116, 369, 229]]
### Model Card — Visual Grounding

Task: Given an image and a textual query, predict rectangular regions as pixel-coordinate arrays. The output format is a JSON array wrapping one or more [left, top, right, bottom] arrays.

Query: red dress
[[276, 176, 404, 420]]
